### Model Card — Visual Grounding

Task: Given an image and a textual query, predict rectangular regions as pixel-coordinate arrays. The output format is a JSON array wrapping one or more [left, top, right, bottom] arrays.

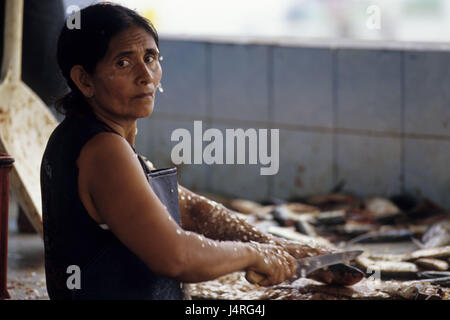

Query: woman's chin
[[134, 102, 154, 118]]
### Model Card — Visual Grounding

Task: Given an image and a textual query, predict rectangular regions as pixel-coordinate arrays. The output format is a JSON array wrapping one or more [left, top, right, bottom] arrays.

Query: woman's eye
[[117, 59, 130, 68], [144, 55, 155, 63]]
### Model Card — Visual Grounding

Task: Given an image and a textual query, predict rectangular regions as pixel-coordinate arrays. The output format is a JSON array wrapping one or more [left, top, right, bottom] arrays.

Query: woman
[[41, 3, 332, 300]]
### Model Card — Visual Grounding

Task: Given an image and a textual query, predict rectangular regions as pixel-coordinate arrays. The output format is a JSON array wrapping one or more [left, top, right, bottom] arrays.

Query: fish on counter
[[348, 229, 414, 244], [403, 246, 450, 261], [295, 218, 317, 237], [327, 221, 375, 238], [265, 204, 319, 237], [315, 210, 346, 225], [189, 271, 450, 300], [364, 197, 403, 223], [414, 258, 449, 271], [418, 271, 450, 279], [307, 263, 365, 286], [356, 256, 419, 279], [270, 205, 297, 227], [191, 192, 450, 298], [419, 219, 450, 248], [246, 250, 365, 287]]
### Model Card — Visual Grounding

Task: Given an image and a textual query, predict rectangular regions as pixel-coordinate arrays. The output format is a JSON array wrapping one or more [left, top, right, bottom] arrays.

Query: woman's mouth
[[134, 92, 154, 99]]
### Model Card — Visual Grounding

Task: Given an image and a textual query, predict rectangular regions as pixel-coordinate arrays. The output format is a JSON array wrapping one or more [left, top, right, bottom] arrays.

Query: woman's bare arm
[[177, 185, 332, 259], [77, 133, 296, 284]]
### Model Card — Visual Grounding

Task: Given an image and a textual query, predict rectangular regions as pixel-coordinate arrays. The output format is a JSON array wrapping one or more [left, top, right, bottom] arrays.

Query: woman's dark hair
[[55, 2, 159, 115]]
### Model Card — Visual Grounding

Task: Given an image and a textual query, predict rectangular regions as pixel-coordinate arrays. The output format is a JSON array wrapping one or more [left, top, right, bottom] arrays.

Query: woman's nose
[[136, 62, 154, 85]]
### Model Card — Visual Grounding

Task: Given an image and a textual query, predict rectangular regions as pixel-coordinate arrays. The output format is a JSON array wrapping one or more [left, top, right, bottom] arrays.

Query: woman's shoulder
[[44, 113, 123, 165], [78, 130, 132, 163]]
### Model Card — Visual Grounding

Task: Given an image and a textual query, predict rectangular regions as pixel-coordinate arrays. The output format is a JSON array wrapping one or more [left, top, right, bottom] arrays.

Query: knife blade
[[245, 250, 363, 285], [291, 250, 363, 281]]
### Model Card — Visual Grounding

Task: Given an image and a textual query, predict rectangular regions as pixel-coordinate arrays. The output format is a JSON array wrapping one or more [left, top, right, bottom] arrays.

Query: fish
[[364, 197, 403, 223], [414, 258, 449, 271], [315, 210, 346, 225], [418, 271, 450, 279], [292, 250, 363, 280], [356, 257, 418, 279], [307, 263, 365, 286], [328, 222, 375, 237], [294, 219, 317, 237], [403, 246, 450, 261], [348, 229, 414, 244], [421, 220, 450, 248], [246, 251, 364, 286], [270, 206, 296, 227]]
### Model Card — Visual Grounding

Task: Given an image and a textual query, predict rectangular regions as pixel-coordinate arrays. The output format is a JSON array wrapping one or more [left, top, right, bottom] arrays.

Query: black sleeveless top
[[40, 112, 185, 300]]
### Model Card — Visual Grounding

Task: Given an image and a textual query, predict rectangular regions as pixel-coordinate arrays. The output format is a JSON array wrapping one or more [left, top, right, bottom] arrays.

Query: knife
[[245, 250, 363, 285]]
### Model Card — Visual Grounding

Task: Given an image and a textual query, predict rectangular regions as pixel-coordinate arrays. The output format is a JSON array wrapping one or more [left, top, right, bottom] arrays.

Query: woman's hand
[[245, 242, 296, 286], [269, 238, 364, 286], [271, 237, 335, 259]]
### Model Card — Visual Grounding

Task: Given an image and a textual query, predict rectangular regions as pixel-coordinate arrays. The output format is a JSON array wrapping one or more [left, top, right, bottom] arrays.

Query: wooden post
[[0, 153, 14, 299]]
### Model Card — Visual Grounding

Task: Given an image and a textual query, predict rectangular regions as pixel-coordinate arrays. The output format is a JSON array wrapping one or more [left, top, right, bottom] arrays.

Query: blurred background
[[69, 0, 450, 43], [58, 0, 450, 210]]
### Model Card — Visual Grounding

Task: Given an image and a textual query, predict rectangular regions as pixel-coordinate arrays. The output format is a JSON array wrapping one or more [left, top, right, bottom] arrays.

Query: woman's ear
[[70, 65, 94, 98]]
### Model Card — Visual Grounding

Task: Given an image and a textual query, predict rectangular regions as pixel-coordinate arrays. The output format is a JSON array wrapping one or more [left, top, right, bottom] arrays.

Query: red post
[[0, 153, 14, 300]]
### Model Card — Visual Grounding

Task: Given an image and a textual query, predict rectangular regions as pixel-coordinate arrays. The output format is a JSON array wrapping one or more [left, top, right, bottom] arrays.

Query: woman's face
[[89, 25, 162, 120]]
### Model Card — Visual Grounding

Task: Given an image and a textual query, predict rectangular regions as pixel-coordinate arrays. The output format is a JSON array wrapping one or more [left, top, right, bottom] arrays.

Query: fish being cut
[[307, 263, 364, 286]]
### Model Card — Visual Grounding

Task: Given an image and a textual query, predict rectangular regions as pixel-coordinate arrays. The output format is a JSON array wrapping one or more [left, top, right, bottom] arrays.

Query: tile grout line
[[332, 49, 339, 188], [267, 45, 274, 200], [400, 50, 406, 194], [205, 43, 213, 191]]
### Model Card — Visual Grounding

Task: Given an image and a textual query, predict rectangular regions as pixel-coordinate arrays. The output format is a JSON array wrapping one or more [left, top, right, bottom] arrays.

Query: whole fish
[[348, 229, 414, 244], [356, 257, 418, 279], [421, 220, 450, 248], [404, 246, 450, 261], [418, 271, 450, 279], [414, 258, 449, 271]]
